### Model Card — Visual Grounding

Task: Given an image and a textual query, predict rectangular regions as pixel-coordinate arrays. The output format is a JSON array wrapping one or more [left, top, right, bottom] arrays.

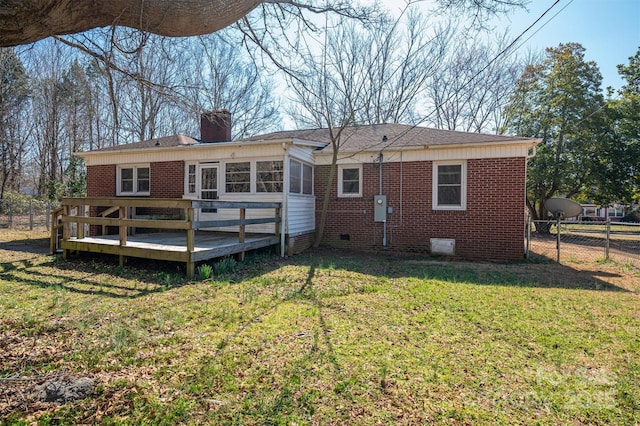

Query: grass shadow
[[287, 247, 632, 293], [0, 255, 191, 299]]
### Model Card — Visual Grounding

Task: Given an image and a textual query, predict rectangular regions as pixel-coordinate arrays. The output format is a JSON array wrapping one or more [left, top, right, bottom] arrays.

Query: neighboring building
[[76, 111, 540, 261], [579, 203, 627, 221]]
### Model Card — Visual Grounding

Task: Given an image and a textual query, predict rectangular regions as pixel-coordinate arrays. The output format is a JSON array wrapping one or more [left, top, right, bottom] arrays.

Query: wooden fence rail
[[52, 197, 282, 278]]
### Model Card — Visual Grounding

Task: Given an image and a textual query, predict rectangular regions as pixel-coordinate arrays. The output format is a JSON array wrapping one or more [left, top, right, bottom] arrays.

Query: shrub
[[214, 257, 237, 276], [197, 264, 213, 280], [622, 211, 640, 223]]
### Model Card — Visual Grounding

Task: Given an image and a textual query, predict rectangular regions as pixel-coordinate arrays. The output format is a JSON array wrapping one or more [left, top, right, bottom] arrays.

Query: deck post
[[238, 208, 246, 261], [77, 204, 85, 240], [275, 207, 283, 257], [50, 209, 56, 254], [186, 206, 195, 279], [119, 205, 127, 267]]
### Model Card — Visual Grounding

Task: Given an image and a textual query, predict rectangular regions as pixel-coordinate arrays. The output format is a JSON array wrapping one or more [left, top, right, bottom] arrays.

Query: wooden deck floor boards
[[68, 231, 273, 252], [63, 231, 279, 268]]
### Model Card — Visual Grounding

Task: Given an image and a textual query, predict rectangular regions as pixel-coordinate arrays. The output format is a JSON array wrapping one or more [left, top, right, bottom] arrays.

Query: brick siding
[[286, 232, 315, 255], [86, 161, 184, 234], [314, 157, 527, 261]]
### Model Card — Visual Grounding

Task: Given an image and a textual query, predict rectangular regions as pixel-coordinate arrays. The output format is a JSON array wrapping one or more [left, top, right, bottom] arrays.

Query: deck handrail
[[58, 197, 282, 278]]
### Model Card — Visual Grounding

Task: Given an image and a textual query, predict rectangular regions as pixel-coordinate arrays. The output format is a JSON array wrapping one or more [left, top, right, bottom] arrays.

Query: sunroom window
[[225, 162, 250, 193], [256, 161, 283, 192]]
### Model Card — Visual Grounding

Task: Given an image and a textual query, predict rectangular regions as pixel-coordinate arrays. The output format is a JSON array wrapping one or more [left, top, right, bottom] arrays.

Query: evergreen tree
[[503, 43, 605, 221]]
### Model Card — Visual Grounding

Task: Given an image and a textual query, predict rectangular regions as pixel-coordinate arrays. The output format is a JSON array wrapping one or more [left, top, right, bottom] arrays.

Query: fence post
[[29, 200, 34, 230], [556, 217, 561, 263], [526, 214, 531, 259], [46, 203, 51, 231], [605, 217, 610, 260], [8, 200, 13, 229]]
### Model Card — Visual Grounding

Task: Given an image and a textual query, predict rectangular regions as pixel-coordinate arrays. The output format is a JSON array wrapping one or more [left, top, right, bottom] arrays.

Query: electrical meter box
[[374, 195, 387, 222]]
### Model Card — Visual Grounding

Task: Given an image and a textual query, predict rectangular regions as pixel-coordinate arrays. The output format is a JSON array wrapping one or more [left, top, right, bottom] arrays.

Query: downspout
[[400, 150, 403, 227], [281, 142, 289, 257], [379, 135, 389, 248], [379, 151, 387, 247]]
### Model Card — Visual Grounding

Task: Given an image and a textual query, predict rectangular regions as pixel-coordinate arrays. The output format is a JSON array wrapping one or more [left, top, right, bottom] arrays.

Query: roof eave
[[74, 137, 330, 158], [316, 138, 542, 155]]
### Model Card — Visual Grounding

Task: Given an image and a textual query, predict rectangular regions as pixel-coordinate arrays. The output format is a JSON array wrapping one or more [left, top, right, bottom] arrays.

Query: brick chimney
[[200, 110, 232, 142]]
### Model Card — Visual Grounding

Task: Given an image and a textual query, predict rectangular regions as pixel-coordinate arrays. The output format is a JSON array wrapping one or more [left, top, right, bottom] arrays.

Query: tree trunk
[[313, 147, 339, 248], [0, 0, 262, 47]]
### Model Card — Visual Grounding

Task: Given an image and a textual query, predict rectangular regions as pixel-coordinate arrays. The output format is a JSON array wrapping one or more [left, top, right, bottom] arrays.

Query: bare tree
[[426, 33, 524, 133], [285, 9, 452, 246], [0, 47, 30, 198], [178, 33, 280, 139]]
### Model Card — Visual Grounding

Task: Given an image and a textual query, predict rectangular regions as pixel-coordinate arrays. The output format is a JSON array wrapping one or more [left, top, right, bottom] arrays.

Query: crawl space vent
[[430, 238, 455, 255]]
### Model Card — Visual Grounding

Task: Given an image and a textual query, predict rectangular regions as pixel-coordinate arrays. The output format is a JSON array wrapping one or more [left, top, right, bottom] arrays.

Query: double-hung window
[[432, 161, 466, 210], [289, 159, 313, 195], [117, 165, 150, 196], [338, 164, 362, 197]]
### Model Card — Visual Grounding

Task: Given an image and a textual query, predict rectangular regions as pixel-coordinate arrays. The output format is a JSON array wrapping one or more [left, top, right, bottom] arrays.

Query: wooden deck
[[53, 197, 282, 278]]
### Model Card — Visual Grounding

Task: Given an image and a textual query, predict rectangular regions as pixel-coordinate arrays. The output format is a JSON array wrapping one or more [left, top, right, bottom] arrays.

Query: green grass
[[1, 230, 639, 425]]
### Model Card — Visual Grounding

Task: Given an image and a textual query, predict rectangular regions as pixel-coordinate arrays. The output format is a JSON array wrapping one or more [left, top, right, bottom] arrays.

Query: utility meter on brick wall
[[374, 195, 387, 222]]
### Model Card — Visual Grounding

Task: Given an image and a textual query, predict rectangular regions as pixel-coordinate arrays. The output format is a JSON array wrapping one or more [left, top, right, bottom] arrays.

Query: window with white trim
[[302, 163, 313, 195], [289, 159, 314, 195], [225, 162, 251, 193], [432, 161, 466, 210], [185, 162, 197, 195], [117, 165, 150, 196], [338, 164, 362, 197], [256, 160, 283, 192]]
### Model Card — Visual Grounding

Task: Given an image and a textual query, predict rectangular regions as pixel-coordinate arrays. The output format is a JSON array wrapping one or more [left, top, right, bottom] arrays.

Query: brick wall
[[286, 232, 315, 255], [85, 161, 185, 234], [314, 157, 527, 261], [86, 165, 116, 235], [86, 164, 116, 197], [150, 161, 184, 198]]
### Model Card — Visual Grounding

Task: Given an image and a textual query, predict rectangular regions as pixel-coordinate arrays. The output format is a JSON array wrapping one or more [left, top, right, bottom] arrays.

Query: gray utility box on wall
[[374, 195, 387, 222]]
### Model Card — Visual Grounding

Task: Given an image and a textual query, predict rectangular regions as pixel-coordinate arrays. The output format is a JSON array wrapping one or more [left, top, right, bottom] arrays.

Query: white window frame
[[289, 159, 314, 196], [302, 163, 313, 195], [224, 161, 252, 193], [338, 164, 362, 198], [184, 161, 198, 197], [117, 164, 150, 196], [432, 160, 466, 211], [256, 160, 284, 193]]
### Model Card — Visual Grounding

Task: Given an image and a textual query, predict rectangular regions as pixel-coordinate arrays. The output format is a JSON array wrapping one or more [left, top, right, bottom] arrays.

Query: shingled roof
[[84, 123, 536, 154], [90, 134, 199, 152], [244, 123, 536, 152]]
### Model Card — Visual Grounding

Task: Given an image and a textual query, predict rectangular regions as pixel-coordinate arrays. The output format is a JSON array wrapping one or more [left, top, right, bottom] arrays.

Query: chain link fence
[[0, 199, 59, 230], [527, 219, 640, 268]]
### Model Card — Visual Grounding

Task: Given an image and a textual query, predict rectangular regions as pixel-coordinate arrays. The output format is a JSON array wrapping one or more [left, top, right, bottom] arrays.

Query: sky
[[494, 0, 640, 90], [381, 0, 640, 91]]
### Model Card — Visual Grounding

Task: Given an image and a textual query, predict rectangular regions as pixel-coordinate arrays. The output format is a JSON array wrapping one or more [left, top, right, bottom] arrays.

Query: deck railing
[[53, 197, 282, 278]]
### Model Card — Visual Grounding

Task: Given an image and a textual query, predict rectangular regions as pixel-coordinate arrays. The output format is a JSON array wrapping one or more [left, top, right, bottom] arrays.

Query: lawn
[[1, 229, 639, 425]]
